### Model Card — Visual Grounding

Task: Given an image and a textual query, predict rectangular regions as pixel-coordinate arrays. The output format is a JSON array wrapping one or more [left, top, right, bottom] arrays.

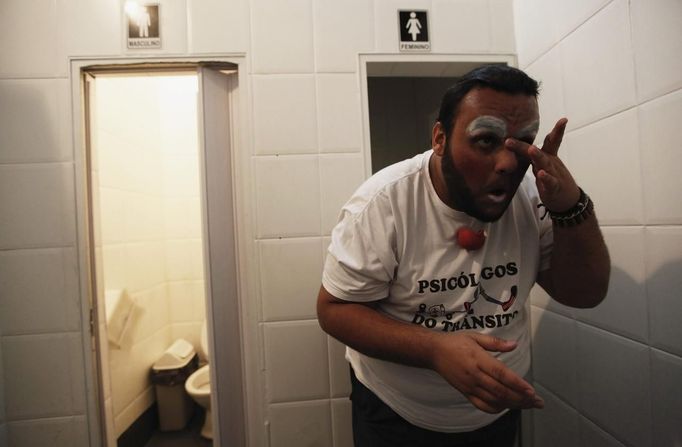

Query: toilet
[[185, 321, 212, 439]]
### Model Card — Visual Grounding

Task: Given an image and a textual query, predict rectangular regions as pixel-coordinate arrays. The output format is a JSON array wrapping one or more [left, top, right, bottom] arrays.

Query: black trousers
[[350, 369, 520, 447]]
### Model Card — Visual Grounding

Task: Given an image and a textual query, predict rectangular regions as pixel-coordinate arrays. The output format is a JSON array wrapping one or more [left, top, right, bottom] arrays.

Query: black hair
[[436, 64, 540, 139]]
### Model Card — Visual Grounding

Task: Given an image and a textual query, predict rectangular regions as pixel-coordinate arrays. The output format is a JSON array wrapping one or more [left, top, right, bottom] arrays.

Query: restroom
[[82, 65, 242, 445], [0, 1, 681, 447]]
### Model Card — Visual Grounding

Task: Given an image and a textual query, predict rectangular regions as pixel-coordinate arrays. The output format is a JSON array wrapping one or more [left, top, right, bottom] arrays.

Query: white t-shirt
[[322, 150, 553, 432]]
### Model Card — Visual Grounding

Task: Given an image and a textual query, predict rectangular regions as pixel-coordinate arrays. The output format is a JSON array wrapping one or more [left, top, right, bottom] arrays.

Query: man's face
[[440, 87, 540, 222]]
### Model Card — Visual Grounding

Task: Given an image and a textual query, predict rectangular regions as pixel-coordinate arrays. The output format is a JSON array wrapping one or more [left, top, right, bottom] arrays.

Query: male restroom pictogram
[[126, 3, 161, 48]]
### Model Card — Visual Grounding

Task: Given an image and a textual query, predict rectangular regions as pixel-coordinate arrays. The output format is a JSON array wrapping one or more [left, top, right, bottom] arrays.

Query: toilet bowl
[[185, 321, 213, 439], [185, 364, 212, 438]]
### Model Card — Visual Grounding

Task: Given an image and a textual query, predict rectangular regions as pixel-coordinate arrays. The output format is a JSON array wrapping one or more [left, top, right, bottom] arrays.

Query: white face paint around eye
[[514, 121, 540, 142], [466, 116, 540, 143], [466, 116, 507, 138]]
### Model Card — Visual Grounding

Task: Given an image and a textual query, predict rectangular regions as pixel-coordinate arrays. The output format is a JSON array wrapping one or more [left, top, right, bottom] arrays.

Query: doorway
[[77, 61, 247, 447], [367, 75, 458, 172], [359, 56, 516, 175]]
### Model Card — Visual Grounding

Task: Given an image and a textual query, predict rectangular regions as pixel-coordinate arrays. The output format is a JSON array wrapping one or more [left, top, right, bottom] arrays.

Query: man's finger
[[480, 357, 536, 396], [471, 333, 518, 353], [475, 373, 534, 407], [537, 169, 560, 195], [528, 145, 549, 171], [504, 138, 531, 158], [469, 395, 505, 414], [540, 117, 568, 156], [472, 377, 544, 411], [505, 139, 548, 173]]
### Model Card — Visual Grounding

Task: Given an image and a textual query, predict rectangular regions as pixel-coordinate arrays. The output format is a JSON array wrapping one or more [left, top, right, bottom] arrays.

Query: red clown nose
[[456, 227, 486, 251]]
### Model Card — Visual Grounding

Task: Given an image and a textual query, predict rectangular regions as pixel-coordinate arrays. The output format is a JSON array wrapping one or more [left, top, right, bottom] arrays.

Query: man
[[317, 65, 610, 446]]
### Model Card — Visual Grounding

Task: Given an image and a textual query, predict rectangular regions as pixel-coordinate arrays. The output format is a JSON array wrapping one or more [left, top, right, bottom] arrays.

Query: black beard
[[440, 141, 504, 223]]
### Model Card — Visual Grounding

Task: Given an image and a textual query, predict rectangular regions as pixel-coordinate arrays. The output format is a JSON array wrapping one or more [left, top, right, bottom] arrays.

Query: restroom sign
[[398, 10, 430, 52], [126, 3, 161, 49]]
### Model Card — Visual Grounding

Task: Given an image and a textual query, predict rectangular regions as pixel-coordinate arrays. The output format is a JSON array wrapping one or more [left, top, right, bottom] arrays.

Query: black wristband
[[548, 188, 594, 227]]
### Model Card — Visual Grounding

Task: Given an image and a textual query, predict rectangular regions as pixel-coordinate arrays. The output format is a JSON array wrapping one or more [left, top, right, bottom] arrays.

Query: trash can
[[150, 338, 199, 431]]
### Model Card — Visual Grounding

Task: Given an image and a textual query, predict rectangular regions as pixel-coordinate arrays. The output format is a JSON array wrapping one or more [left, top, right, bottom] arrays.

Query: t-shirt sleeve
[[322, 201, 397, 302]]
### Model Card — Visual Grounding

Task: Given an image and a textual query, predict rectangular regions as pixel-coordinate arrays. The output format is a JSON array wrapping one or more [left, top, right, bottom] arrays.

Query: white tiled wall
[[5, 416, 88, 447], [0, 0, 60, 77], [254, 155, 322, 238], [252, 75, 319, 155], [645, 227, 682, 356], [517, 0, 682, 445], [0, 164, 77, 250], [2, 333, 86, 420], [572, 227, 648, 342], [630, 0, 682, 103], [530, 383, 580, 447], [579, 417, 627, 447], [430, 0, 516, 54], [524, 53, 563, 139], [316, 74, 363, 153], [264, 321, 330, 403], [267, 401, 332, 447], [561, 1, 637, 129], [651, 348, 682, 447], [562, 110, 643, 225], [530, 307, 577, 405], [313, 0, 374, 73], [187, 0, 250, 53], [250, 0, 315, 74], [0, 79, 72, 164], [258, 238, 323, 321], [57, 0, 122, 60], [319, 154, 366, 233], [639, 89, 682, 224], [576, 324, 651, 447], [0, 19, 84, 435]]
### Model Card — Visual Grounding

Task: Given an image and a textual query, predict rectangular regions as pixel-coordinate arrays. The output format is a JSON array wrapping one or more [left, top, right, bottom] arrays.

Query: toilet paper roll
[[105, 289, 138, 349]]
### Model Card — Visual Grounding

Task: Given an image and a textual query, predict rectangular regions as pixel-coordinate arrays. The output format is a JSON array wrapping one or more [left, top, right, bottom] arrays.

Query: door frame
[[69, 55, 256, 447]]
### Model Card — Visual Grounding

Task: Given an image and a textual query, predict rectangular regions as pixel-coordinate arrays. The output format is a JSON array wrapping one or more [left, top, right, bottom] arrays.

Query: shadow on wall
[[1, 80, 64, 165], [529, 261, 682, 447], [0, 81, 74, 245], [0, 81, 86, 444]]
